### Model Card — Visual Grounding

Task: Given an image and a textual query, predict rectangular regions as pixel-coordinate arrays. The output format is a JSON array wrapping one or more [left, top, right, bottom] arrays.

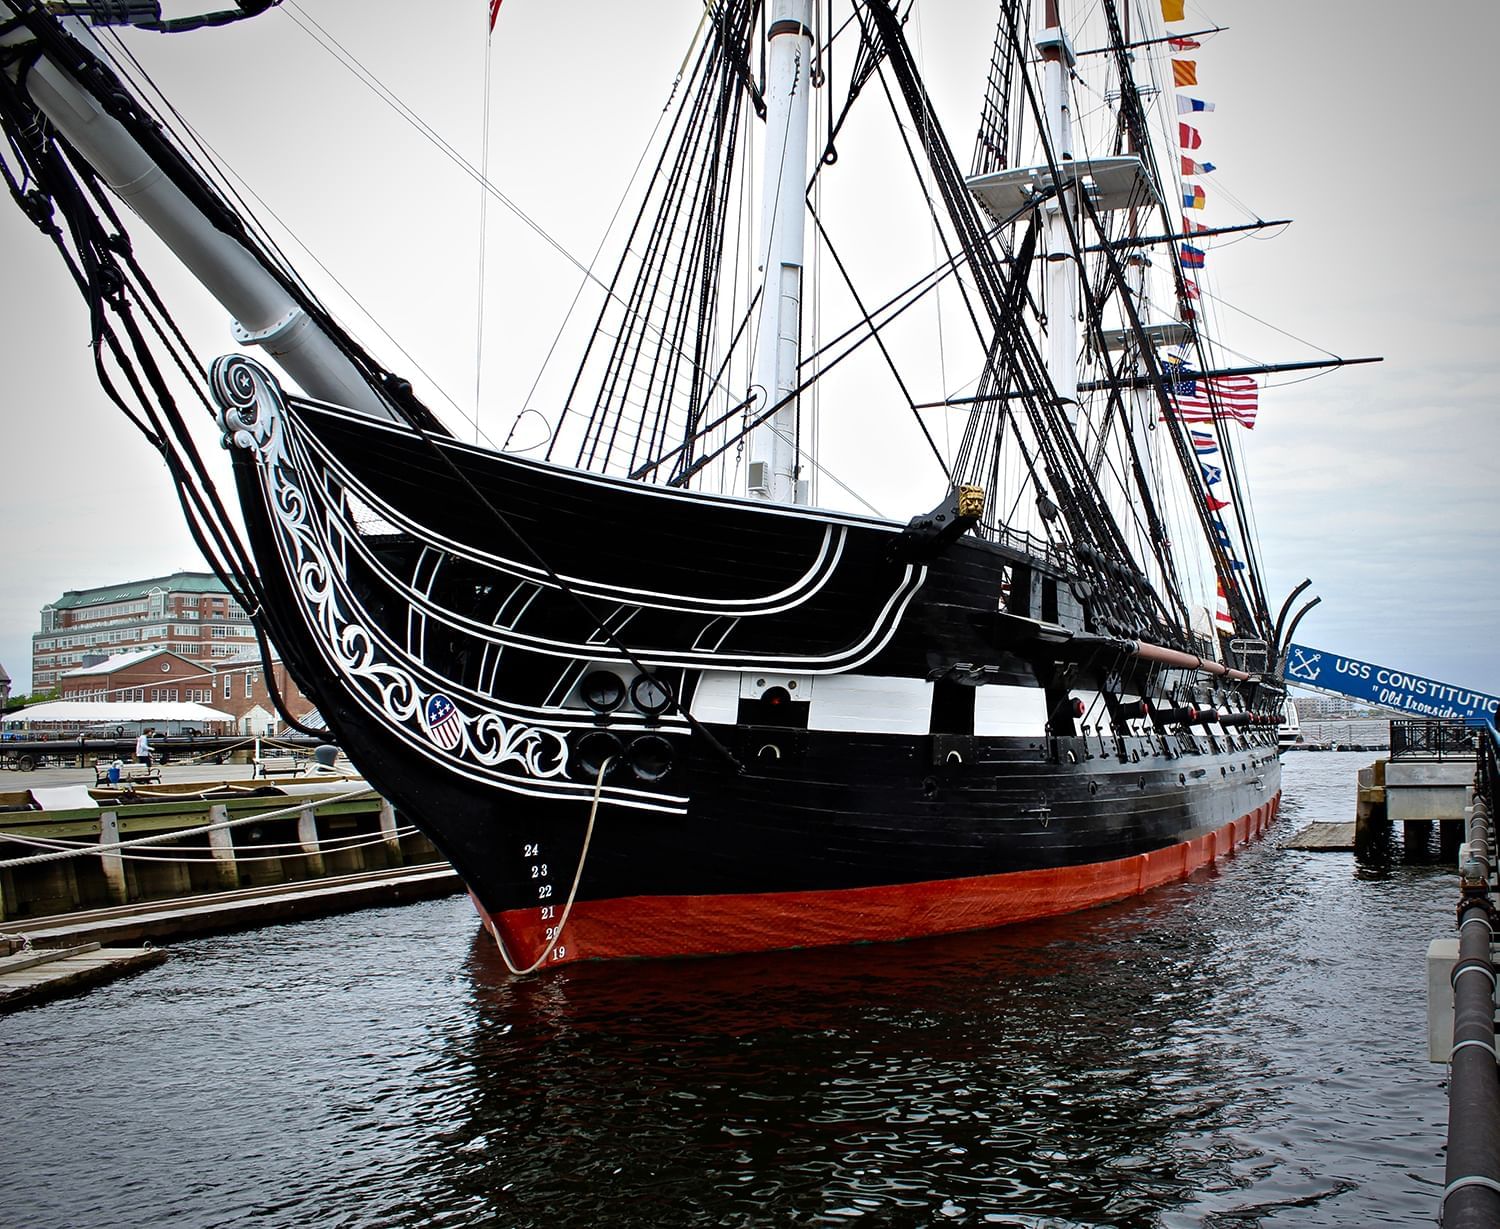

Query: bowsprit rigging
[[0, 0, 1374, 969]]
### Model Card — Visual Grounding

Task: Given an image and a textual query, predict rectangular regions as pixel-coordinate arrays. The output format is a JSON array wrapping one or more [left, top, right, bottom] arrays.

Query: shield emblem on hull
[[425, 693, 463, 751]]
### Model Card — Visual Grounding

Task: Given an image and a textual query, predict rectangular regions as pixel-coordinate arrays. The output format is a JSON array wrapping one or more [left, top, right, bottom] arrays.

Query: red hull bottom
[[475, 794, 1281, 970]]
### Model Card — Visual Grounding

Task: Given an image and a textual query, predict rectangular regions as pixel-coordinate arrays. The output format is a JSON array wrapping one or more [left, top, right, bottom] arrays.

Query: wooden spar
[[1074, 26, 1225, 59], [916, 355, 1383, 410], [1083, 217, 1293, 252]]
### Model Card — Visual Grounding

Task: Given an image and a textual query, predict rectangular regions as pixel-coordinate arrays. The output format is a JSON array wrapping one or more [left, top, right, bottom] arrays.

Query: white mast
[[747, 0, 814, 505], [1036, 1, 1079, 428]]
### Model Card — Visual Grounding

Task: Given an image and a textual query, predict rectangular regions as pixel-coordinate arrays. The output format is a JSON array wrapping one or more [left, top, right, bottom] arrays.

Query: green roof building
[[33, 571, 257, 691]]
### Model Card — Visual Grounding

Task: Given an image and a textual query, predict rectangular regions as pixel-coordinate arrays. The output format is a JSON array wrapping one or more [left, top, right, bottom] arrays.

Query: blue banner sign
[[1284, 643, 1499, 724]]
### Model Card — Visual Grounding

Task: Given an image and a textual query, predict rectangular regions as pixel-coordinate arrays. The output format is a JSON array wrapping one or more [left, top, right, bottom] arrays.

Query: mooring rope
[[491, 757, 610, 977]]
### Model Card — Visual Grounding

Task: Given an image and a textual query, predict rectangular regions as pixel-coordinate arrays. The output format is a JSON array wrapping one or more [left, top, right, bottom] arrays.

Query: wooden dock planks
[[1283, 821, 1357, 851], [0, 943, 166, 1012]]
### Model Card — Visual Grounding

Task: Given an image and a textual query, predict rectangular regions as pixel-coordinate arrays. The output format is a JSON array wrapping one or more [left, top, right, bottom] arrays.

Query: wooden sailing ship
[[1, 0, 1349, 968]]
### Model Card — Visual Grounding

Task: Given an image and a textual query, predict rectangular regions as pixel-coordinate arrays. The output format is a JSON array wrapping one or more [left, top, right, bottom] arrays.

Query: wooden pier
[[0, 770, 444, 923], [1282, 821, 1356, 851], [12, 862, 460, 949], [0, 766, 466, 1007], [0, 940, 165, 1013]]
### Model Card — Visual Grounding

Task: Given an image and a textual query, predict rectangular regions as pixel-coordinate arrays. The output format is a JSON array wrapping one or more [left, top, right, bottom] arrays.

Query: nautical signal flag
[[1181, 275, 1200, 298], [1165, 372, 1260, 428], [1180, 243, 1206, 269], [1169, 37, 1201, 51], [1161, 0, 1186, 20], [1189, 429, 1218, 454], [489, 0, 503, 31], [1200, 462, 1223, 486], [1206, 492, 1232, 513], [1209, 521, 1247, 569], [1179, 123, 1203, 149], [1181, 216, 1209, 235], [1177, 96, 1216, 114], [1183, 185, 1206, 209], [1216, 580, 1235, 628], [1173, 59, 1197, 87], [1181, 157, 1216, 176]]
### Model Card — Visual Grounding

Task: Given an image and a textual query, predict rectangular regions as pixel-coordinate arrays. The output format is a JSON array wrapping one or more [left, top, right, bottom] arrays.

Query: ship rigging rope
[[0, 824, 420, 865], [0, 74, 318, 738], [490, 756, 611, 977], [0, 785, 376, 871], [279, 0, 740, 457], [88, 36, 473, 447], [1, 5, 745, 770]]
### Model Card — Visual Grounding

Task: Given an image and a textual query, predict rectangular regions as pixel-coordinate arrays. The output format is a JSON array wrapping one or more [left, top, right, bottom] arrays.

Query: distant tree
[[3, 688, 58, 713]]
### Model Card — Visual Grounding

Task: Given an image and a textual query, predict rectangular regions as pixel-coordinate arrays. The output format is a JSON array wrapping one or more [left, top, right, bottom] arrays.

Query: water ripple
[[0, 753, 1449, 1226]]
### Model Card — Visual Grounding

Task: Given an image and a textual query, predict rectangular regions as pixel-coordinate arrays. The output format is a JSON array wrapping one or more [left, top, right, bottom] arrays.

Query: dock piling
[[379, 799, 401, 861], [205, 803, 239, 890], [98, 810, 127, 906], [297, 806, 325, 878]]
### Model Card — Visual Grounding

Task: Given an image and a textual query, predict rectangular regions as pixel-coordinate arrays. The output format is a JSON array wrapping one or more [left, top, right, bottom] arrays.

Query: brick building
[[57, 647, 318, 736], [32, 572, 257, 691], [59, 648, 216, 705], [211, 650, 320, 736]]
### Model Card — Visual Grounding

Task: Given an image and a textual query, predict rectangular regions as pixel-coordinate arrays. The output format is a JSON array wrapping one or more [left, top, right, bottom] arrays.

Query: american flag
[[1164, 372, 1259, 429], [425, 693, 464, 752]]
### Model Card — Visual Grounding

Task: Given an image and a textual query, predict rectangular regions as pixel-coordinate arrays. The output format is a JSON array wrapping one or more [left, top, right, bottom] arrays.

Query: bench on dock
[[93, 761, 161, 786], [252, 754, 306, 779]]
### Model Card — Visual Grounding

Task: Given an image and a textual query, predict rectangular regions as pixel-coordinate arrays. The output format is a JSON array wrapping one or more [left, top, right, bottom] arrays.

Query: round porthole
[[579, 670, 626, 714], [630, 673, 673, 716]]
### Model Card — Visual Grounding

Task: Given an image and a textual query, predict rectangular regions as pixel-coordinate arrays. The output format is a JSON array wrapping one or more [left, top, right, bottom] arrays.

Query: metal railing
[[1478, 722, 1500, 811], [1442, 720, 1500, 1227], [1390, 718, 1480, 761]]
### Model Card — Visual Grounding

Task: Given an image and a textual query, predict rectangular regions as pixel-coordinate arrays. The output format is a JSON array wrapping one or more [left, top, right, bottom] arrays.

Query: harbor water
[[0, 752, 1452, 1227]]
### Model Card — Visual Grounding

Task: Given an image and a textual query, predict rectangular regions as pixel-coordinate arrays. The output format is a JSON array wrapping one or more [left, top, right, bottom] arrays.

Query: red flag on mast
[[489, 0, 503, 31]]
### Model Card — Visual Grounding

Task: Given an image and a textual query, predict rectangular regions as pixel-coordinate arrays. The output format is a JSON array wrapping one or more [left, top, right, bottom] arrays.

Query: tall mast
[[1036, 1, 1079, 428], [747, 0, 814, 505], [1118, 2, 1162, 523]]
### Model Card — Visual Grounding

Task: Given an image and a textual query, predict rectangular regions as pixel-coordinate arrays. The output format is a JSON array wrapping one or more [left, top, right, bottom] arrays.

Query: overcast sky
[[0, 0, 1496, 698]]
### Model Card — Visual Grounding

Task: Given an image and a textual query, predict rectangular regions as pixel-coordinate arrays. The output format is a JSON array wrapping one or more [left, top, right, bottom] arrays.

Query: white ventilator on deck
[[0, 5, 398, 422], [746, 0, 815, 505]]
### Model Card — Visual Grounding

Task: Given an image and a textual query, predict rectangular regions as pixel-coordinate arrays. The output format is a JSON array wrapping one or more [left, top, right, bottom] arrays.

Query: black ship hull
[[215, 358, 1283, 967]]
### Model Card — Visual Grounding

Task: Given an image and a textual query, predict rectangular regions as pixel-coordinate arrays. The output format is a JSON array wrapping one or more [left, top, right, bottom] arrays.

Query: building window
[[224, 674, 232, 700]]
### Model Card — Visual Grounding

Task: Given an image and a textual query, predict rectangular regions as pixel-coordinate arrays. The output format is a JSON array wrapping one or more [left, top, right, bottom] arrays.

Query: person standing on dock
[[135, 729, 152, 768]]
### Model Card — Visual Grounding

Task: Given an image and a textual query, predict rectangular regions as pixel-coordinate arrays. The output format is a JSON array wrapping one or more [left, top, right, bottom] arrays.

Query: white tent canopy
[[1, 701, 236, 728]]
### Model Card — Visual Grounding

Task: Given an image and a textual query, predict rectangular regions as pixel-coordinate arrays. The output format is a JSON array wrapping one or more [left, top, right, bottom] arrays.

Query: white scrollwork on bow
[[209, 354, 570, 781]]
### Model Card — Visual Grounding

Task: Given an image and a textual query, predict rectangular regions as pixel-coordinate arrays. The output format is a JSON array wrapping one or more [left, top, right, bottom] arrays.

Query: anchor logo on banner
[[1286, 647, 1323, 683]]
